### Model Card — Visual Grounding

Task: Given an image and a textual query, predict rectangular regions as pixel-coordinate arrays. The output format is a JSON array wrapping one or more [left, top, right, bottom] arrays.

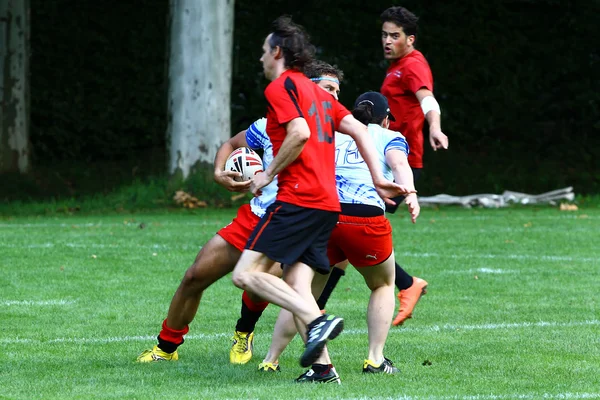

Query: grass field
[[1, 206, 598, 399]]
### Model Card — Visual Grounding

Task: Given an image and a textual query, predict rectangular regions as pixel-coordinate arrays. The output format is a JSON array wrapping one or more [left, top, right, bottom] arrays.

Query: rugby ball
[[225, 147, 264, 182]]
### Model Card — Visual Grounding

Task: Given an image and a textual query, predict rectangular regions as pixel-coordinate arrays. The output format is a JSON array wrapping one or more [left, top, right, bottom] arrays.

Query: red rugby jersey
[[264, 69, 350, 212], [381, 50, 433, 169]]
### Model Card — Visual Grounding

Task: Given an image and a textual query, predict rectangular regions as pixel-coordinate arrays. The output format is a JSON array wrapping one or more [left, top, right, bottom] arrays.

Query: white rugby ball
[[225, 147, 264, 182]]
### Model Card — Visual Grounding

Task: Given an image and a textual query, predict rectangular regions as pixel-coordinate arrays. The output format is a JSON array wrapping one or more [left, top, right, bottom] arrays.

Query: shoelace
[[232, 336, 248, 352]]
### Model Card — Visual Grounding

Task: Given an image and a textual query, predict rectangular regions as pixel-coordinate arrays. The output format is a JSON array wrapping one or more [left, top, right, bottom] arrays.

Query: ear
[[383, 116, 390, 129], [407, 35, 416, 46], [272, 46, 283, 60]]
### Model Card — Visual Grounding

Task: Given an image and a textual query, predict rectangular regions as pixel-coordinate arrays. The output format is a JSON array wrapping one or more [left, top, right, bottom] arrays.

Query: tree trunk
[[0, 0, 30, 173], [166, 0, 234, 180]]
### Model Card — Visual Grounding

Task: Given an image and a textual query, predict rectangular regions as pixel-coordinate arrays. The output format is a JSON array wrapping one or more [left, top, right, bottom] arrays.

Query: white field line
[[0, 221, 226, 229], [0, 242, 596, 264], [0, 213, 597, 229], [437, 216, 599, 222], [0, 242, 199, 251], [1, 225, 597, 235], [0, 212, 600, 232], [346, 392, 600, 400], [1, 299, 75, 306], [398, 252, 598, 264], [2, 320, 598, 345], [413, 227, 598, 234], [474, 268, 512, 273]]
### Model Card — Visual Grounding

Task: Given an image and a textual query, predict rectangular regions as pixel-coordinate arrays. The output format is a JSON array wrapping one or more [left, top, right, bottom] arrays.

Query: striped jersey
[[334, 124, 409, 210], [245, 118, 277, 218]]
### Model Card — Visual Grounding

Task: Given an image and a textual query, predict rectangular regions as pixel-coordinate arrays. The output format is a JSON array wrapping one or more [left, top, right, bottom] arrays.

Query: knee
[[231, 269, 247, 290], [180, 262, 210, 292], [366, 279, 393, 292]]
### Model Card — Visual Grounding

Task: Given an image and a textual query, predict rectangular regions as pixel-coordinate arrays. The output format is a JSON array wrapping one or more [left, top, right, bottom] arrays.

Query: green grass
[[1, 207, 599, 399]]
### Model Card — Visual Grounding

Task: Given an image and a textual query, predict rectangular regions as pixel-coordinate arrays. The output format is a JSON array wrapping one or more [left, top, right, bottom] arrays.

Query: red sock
[[158, 319, 189, 345], [242, 291, 269, 312]]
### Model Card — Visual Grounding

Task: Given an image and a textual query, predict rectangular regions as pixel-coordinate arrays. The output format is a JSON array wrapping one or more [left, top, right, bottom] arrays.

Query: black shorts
[[245, 201, 339, 274]]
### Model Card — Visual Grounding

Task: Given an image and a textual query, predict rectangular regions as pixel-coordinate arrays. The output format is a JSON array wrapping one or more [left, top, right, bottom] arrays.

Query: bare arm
[[338, 115, 416, 204], [416, 88, 448, 151], [213, 129, 252, 192], [251, 117, 309, 196], [385, 149, 420, 223], [264, 118, 309, 178]]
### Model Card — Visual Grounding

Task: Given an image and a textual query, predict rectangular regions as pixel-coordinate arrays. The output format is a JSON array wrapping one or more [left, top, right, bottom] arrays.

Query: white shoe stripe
[[320, 318, 342, 341]]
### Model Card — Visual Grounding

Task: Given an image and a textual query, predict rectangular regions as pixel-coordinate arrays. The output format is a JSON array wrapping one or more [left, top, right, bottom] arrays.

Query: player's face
[[381, 22, 414, 60], [316, 75, 340, 100], [260, 34, 277, 81]]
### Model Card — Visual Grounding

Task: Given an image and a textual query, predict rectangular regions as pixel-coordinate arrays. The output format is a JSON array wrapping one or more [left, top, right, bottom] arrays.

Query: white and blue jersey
[[334, 124, 409, 210], [245, 118, 278, 218]]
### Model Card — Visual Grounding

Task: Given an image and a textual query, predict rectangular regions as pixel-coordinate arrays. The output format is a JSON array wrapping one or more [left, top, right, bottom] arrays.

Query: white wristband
[[420, 96, 441, 116]]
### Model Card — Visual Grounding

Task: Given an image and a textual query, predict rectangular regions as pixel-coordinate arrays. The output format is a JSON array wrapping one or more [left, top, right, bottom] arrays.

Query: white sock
[[374, 356, 385, 366]]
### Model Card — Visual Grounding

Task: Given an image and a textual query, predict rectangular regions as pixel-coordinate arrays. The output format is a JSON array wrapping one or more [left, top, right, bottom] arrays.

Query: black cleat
[[362, 357, 400, 374], [300, 314, 344, 368], [296, 367, 341, 384]]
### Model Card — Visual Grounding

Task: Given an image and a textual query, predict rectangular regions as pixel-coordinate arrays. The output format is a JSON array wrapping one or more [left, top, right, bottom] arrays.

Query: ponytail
[[352, 101, 385, 125]]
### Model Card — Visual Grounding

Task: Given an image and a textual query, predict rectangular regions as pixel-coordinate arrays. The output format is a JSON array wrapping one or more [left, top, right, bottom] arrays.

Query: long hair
[[352, 103, 385, 126], [268, 16, 315, 71]]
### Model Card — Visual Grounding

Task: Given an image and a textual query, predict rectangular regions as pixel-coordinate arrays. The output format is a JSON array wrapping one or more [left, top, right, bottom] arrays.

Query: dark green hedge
[[28, 0, 599, 195]]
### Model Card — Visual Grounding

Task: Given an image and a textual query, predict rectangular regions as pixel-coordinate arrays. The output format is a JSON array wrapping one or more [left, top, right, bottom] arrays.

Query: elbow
[[291, 130, 310, 144]]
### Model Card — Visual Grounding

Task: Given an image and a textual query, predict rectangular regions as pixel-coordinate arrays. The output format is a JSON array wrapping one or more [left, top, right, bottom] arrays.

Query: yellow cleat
[[363, 357, 400, 374], [258, 361, 281, 372], [136, 345, 178, 363], [230, 331, 254, 364]]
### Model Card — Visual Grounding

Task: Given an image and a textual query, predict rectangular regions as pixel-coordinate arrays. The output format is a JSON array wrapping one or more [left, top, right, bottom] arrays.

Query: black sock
[[395, 262, 414, 291], [385, 195, 406, 213], [235, 299, 265, 333], [157, 336, 181, 354], [316, 267, 346, 310], [312, 363, 331, 374]]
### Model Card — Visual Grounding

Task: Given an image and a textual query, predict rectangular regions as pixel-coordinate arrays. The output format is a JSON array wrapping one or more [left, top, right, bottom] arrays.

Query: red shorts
[[217, 204, 261, 252], [327, 214, 393, 267]]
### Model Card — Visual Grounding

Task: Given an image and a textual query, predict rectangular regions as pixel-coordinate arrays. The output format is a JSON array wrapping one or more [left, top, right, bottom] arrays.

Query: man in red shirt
[[381, 6, 448, 170], [231, 16, 413, 380], [380, 6, 449, 325]]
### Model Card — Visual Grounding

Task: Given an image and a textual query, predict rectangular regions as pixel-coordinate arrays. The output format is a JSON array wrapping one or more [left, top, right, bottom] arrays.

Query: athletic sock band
[[157, 319, 189, 353]]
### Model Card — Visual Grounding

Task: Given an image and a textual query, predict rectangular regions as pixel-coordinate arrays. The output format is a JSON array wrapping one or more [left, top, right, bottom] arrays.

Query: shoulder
[[265, 78, 284, 96], [384, 127, 406, 141], [368, 124, 396, 139], [266, 71, 311, 97], [246, 118, 268, 149], [374, 125, 407, 143], [380, 127, 408, 154], [247, 117, 267, 135], [404, 50, 431, 69]]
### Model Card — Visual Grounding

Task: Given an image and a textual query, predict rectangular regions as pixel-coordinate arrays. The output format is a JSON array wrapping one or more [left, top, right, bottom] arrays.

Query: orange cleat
[[392, 277, 428, 326]]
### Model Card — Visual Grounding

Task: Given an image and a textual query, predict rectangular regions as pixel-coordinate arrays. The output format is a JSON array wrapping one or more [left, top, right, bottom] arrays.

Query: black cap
[[354, 91, 396, 121]]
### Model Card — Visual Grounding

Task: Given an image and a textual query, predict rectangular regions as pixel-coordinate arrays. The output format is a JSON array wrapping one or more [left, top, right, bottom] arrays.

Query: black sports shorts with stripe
[[245, 201, 339, 274]]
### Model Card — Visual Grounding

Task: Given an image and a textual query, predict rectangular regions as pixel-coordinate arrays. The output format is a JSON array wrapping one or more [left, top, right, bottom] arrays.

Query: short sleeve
[[332, 101, 351, 128], [245, 118, 268, 150], [403, 60, 433, 94], [383, 129, 409, 157]]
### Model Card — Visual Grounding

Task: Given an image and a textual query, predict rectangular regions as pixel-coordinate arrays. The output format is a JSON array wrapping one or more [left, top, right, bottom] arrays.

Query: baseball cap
[[354, 91, 396, 121]]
